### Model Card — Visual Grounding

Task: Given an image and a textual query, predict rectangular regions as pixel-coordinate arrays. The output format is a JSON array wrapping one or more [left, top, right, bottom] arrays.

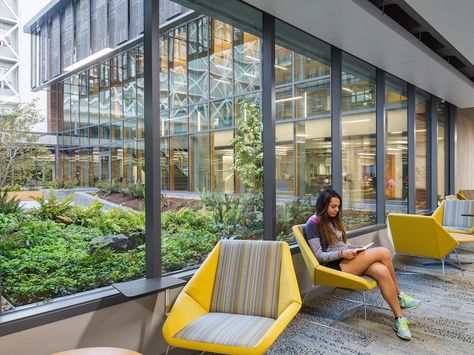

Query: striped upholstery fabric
[[175, 313, 275, 347], [442, 200, 474, 231], [461, 190, 474, 200], [211, 240, 282, 318]]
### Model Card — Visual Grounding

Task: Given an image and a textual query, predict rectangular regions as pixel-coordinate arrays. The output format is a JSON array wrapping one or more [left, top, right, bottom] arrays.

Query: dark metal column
[[262, 12, 276, 241], [331, 47, 342, 194], [144, 0, 161, 278], [429, 96, 438, 210], [376, 69, 385, 223], [407, 84, 415, 214], [448, 104, 457, 195], [444, 101, 450, 196]]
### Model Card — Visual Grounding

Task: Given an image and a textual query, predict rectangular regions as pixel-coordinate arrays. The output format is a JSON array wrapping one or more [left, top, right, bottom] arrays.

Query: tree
[[230, 101, 263, 193], [0, 100, 45, 187]]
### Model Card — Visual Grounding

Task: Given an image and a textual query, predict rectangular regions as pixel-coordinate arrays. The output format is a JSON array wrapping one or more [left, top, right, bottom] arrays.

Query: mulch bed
[[97, 192, 203, 212]]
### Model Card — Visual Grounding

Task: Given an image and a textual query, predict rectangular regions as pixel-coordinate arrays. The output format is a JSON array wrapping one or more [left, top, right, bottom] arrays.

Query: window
[[341, 53, 376, 230], [385, 74, 408, 214]]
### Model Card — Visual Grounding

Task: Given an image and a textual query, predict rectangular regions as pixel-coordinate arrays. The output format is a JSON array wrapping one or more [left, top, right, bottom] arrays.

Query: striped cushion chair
[[162, 240, 301, 355], [432, 200, 474, 246]]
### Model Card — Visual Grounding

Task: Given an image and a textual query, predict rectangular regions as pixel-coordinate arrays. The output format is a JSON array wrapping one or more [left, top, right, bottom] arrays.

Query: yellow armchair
[[293, 224, 378, 337], [162, 240, 301, 355], [433, 200, 474, 235], [387, 213, 462, 277]]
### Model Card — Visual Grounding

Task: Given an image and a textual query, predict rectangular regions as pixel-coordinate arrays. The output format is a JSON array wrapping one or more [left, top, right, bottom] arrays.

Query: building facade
[[24, 0, 465, 231]]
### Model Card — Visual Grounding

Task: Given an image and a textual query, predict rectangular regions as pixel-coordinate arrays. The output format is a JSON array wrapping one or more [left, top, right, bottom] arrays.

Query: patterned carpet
[[268, 246, 474, 355]]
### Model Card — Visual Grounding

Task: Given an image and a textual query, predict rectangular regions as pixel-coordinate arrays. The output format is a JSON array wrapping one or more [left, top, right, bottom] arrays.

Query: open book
[[355, 242, 374, 253]]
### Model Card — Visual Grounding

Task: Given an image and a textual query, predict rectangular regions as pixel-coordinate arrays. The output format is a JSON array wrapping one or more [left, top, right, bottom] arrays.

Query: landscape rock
[[89, 234, 138, 252]]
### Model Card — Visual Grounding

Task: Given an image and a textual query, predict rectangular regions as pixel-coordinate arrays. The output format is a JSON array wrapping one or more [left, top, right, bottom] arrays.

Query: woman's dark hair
[[316, 189, 347, 245]]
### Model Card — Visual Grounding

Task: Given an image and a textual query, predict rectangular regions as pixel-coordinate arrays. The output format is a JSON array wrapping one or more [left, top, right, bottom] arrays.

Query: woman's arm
[[306, 222, 341, 263]]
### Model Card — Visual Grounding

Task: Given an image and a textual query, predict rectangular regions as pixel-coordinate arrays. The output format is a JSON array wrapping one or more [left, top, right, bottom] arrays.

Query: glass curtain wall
[[415, 90, 430, 212], [437, 101, 446, 201], [385, 74, 408, 213], [341, 53, 377, 229], [274, 20, 332, 241]]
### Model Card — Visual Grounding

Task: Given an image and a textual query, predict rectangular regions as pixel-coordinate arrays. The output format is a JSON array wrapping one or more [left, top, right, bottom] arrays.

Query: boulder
[[89, 234, 138, 253]]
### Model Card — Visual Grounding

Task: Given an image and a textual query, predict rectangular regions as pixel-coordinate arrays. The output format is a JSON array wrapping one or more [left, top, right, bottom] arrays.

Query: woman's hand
[[340, 249, 357, 260]]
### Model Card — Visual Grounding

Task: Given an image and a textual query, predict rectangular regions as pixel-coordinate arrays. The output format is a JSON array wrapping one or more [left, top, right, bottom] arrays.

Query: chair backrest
[[442, 199, 474, 231], [210, 240, 283, 319], [387, 213, 458, 259], [460, 189, 474, 200], [293, 224, 319, 282]]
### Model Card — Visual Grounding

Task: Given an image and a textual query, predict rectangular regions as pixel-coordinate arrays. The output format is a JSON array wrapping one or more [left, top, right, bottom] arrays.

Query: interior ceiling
[[243, 0, 474, 108], [405, 0, 474, 66]]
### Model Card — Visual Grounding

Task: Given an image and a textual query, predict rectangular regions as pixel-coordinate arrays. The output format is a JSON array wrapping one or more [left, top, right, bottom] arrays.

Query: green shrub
[[126, 182, 145, 199], [0, 186, 22, 214], [31, 193, 75, 223], [200, 191, 263, 240], [0, 213, 20, 235], [276, 196, 314, 241], [95, 179, 120, 195]]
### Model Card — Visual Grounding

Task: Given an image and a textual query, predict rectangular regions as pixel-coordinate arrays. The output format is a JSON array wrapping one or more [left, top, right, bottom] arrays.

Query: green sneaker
[[393, 316, 412, 340], [398, 291, 422, 310]]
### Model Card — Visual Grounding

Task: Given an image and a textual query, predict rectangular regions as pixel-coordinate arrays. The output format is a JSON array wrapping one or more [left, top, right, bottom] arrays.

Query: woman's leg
[[361, 247, 401, 294], [341, 259, 403, 317]]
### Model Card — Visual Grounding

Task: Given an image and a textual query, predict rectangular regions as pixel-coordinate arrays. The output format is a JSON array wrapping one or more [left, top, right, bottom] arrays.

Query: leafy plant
[[0, 186, 22, 214], [276, 196, 314, 241], [230, 101, 263, 193], [31, 193, 75, 223]]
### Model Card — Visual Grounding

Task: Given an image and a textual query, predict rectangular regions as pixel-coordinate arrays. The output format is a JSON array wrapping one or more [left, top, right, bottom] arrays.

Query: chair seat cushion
[[444, 226, 471, 232], [174, 312, 275, 348]]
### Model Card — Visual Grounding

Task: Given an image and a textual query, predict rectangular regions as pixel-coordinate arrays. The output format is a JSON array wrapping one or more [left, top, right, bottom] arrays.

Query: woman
[[305, 189, 421, 340]]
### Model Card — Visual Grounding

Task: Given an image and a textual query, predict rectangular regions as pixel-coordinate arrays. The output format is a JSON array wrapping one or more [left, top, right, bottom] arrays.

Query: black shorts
[[324, 259, 342, 271]]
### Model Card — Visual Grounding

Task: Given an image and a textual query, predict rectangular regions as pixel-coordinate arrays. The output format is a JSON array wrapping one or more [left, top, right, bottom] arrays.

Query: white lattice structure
[[0, 0, 19, 110]]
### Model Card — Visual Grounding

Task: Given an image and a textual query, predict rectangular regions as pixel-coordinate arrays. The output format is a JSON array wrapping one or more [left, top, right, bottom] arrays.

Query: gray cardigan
[[305, 215, 357, 264]]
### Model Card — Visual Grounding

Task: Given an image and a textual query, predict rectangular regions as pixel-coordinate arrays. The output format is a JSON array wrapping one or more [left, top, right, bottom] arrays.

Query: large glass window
[[170, 26, 187, 108], [385, 74, 408, 214], [415, 90, 430, 212], [274, 20, 331, 241], [341, 53, 376, 230]]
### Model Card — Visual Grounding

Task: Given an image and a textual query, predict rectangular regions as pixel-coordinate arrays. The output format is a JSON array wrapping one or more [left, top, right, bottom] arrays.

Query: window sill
[[0, 276, 185, 337]]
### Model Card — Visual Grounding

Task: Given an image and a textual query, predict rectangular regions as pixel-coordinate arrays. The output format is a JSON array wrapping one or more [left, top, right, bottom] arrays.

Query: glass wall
[[341, 53, 376, 229], [274, 20, 332, 240], [437, 100, 446, 201], [415, 90, 430, 212], [385, 74, 408, 213]]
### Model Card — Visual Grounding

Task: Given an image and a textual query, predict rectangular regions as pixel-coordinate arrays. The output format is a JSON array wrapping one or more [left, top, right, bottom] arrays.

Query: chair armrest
[[315, 266, 377, 290], [162, 291, 208, 342]]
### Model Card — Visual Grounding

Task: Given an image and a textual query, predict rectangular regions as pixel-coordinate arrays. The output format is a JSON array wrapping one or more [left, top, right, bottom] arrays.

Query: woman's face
[[327, 197, 340, 218]]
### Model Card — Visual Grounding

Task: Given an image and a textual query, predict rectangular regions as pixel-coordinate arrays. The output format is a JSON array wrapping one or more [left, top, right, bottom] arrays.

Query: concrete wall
[[1, 229, 389, 355], [456, 109, 474, 192]]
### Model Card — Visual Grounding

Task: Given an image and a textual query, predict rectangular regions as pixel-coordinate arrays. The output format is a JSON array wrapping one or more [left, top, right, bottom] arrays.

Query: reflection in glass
[[161, 138, 170, 190], [275, 45, 292, 85], [110, 56, 123, 120], [188, 18, 209, 104], [89, 67, 99, 126], [190, 104, 209, 132], [415, 90, 429, 212], [385, 74, 408, 214], [276, 85, 294, 121], [276, 122, 294, 196], [210, 20, 233, 100], [341, 53, 376, 230], [211, 99, 232, 129], [170, 26, 187, 108], [171, 135, 189, 191], [234, 29, 261, 95], [171, 108, 188, 134], [192, 133, 210, 191], [295, 79, 330, 118], [211, 130, 234, 193]]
